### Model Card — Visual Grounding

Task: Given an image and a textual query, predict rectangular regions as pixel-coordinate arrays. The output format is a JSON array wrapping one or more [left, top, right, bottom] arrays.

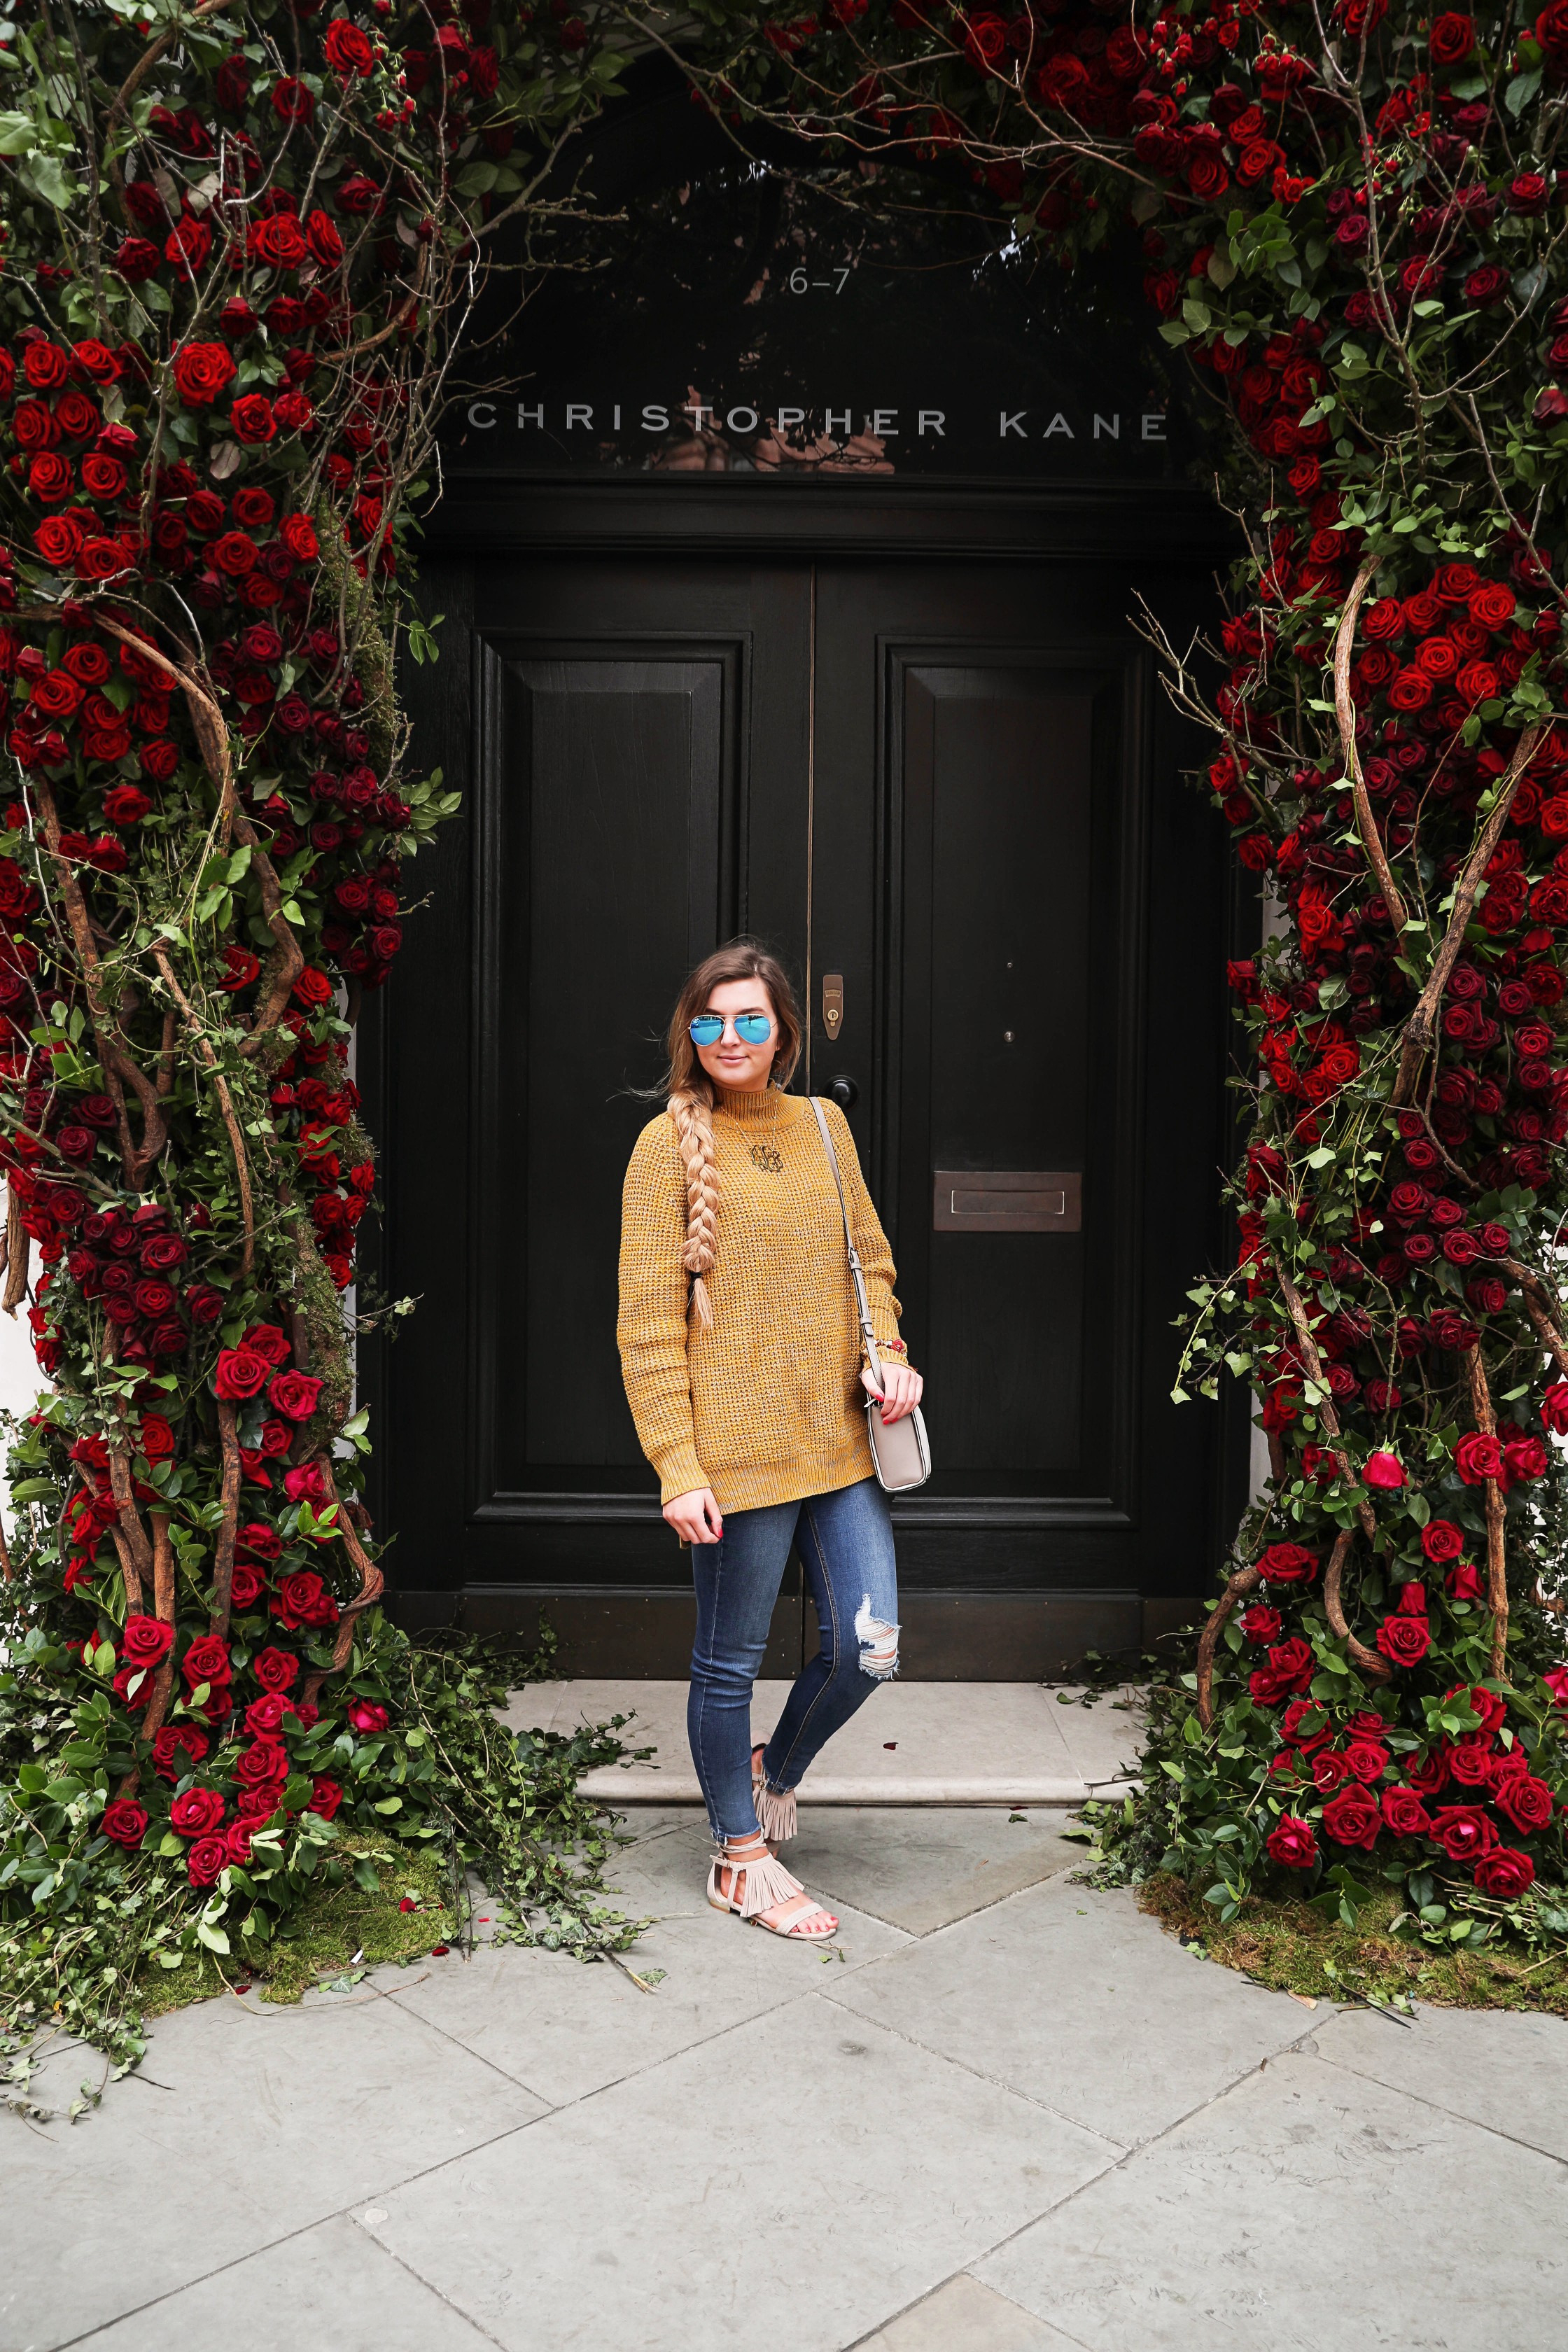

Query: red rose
[[1474, 1847, 1536, 1897], [238, 1520, 284, 1559], [243, 1322, 293, 1365], [1503, 1434, 1549, 1484], [210, 531, 258, 578], [245, 1692, 293, 1736], [325, 17, 377, 74], [1280, 1700, 1331, 1749], [1420, 1518, 1465, 1563], [103, 783, 152, 825], [1509, 174, 1550, 216], [187, 1834, 228, 1888], [1363, 1450, 1406, 1490], [293, 964, 335, 1008], [281, 512, 320, 562], [181, 1634, 232, 1690], [1448, 1683, 1508, 1736], [272, 1567, 337, 1627], [1380, 1787, 1432, 1837], [152, 1724, 208, 1780], [248, 216, 308, 271], [272, 76, 315, 123], [100, 1798, 148, 1849], [1343, 1738, 1391, 1783], [216, 1344, 271, 1399], [235, 1737, 288, 1786], [172, 341, 237, 407], [1455, 1432, 1504, 1483], [347, 1697, 390, 1733], [169, 1785, 226, 1837], [304, 211, 344, 271], [230, 1561, 267, 1610], [139, 1413, 176, 1458], [230, 394, 277, 446], [1240, 1603, 1284, 1645], [1255, 1542, 1319, 1585], [1430, 1803, 1498, 1861], [1376, 1614, 1432, 1667], [1446, 1561, 1485, 1601], [33, 514, 83, 568], [1322, 1786, 1380, 1850], [22, 341, 69, 390], [1428, 10, 1474, 59], [1539, 0, 1568, 56], [1312, 1749, 1356, 1793], [27, 452, 73, 503], [252, 1644, 300, 1693], [1494, 1772, 1555, 1834], [121, 1613, 174, 1666], [307, 1776, 343, 1819], [1266, 1815, 1318, 1868], [268, 1367, 324, 1421]]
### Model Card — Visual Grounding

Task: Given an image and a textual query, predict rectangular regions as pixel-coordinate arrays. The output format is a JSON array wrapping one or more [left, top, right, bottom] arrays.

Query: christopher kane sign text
[[462, 400, 1170, 441]]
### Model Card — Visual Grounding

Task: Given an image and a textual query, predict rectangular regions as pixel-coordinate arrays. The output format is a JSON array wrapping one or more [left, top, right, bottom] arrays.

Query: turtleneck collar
[[714, 1083, 784, 1120]]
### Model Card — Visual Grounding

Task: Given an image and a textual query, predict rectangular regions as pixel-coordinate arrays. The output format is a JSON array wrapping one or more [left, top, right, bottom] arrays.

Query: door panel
[[810, 564, 1224, 1594], [493, 652, 728, 1480]]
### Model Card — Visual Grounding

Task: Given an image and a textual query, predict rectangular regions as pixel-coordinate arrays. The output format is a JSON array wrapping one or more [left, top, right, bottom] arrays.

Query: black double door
[[368, 549, 1243, 1674]]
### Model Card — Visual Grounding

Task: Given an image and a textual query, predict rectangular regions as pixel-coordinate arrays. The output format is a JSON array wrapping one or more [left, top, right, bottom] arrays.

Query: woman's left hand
[[862, 1360, 923, 1424]]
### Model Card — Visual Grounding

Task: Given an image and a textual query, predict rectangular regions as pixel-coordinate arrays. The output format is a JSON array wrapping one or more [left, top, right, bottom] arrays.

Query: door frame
[[358, 473, 1254, 1676]]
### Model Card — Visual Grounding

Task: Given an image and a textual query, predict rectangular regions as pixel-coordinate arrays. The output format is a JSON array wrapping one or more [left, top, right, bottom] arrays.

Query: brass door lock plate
[[822, 973, 844, 1040]]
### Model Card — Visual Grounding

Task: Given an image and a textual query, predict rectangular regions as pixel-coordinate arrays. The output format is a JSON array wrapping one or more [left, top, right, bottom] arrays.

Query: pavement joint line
[[344, 2219, 517, 2352], [1308, 2031, 1568, 2171], [841, 2272, 1099, 2352], [813, 1981, 1130, 2158]]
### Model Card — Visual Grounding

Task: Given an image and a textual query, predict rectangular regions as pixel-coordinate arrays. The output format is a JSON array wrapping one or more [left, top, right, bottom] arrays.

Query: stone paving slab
[[70, 2213, 495, 2352], [1308, 2001, 1568, 2162], [384, 1882, 909, 2109], [517, 1680, 1141, 1804], [829, 1877, 1321, 2149], [975, 2045, 1568, 2352], [360, 1993, 1122, 2352], [787, 1805, 1084, 1937], [857, 2274, 1081, 2351], [0, 1994, 542, 2352]]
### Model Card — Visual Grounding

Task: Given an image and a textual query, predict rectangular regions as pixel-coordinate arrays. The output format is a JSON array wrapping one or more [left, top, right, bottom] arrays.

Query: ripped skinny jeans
[[688, 1475, 899, 1844]]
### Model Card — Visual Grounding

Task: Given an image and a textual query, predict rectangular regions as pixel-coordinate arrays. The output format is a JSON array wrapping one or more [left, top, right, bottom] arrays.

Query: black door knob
[[827, 1073, 859, 1110]]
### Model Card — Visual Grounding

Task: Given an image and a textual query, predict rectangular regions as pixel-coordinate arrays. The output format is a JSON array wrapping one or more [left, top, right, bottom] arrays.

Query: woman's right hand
[[664, 1486, 724, 1544]]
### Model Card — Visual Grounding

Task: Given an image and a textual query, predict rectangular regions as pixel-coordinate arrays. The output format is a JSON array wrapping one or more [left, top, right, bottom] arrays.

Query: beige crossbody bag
[[810, 1098, 932, 1493]]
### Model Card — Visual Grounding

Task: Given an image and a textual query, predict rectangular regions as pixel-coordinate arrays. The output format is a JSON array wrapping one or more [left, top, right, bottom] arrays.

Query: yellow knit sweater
[[617, 1088, 906, 1511]]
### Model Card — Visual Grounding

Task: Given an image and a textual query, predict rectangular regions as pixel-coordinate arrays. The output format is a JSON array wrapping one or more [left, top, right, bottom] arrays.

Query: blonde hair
[[663, 941, 803, 1326]]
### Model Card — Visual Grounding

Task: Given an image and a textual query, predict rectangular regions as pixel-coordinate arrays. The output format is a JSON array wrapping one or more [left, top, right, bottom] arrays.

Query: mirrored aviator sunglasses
[[690, 1012, 773, 1046]]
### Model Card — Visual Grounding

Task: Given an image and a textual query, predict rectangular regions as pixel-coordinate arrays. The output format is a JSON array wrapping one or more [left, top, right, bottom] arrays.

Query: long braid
[[668, 1087, 718, 1327]]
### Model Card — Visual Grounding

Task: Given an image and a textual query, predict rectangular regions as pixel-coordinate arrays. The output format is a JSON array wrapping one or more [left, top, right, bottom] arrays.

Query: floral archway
[[5, 0, 1568, 2078]]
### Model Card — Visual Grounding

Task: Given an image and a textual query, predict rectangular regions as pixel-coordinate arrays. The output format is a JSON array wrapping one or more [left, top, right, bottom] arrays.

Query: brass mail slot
[[932, 1169, 1082, 1233]]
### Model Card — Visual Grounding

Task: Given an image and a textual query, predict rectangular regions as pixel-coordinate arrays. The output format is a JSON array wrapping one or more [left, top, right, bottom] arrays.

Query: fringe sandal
[[707, 1834, 836, 1940], [752, 1744, 799, 1844]]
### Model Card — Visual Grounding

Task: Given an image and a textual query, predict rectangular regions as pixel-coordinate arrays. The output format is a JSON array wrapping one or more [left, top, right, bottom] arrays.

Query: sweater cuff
[[655, 1445, 708, 1506]]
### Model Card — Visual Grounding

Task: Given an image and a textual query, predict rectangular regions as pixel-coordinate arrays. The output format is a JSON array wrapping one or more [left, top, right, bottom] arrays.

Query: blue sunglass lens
[[689, 1013, 773, 1046]]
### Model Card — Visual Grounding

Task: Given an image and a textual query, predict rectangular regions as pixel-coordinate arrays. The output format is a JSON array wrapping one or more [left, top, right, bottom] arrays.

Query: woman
[[617, 941, 923, 1940]]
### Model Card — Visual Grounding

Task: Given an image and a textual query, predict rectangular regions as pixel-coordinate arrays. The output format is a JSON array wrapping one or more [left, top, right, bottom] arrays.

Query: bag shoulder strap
[[810, 1098, 882, 1383]]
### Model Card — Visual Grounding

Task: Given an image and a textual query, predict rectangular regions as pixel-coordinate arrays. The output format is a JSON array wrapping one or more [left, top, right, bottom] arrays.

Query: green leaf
[[195, 1919, 231, 1954], [1506, 68, 1542, 116]]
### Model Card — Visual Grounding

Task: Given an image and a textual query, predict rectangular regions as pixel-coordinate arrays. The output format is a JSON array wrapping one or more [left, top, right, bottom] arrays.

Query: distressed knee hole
[[853, 1592, 899, 1680]]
